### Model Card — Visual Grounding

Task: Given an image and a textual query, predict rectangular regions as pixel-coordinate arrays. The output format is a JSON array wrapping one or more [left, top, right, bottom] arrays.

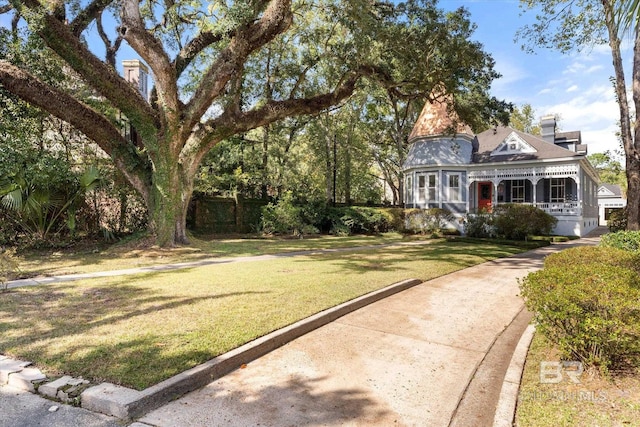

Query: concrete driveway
[[137, 239, 597, 427]]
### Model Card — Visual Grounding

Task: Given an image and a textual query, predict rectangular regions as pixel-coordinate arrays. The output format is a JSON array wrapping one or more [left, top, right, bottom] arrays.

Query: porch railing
[[532, 202, 580, 216]]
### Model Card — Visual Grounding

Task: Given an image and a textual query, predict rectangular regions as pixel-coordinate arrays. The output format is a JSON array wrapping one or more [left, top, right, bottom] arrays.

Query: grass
[[0, 238, 530, 390], [12, 232, 434, 280], [516, 333, 640, 426]]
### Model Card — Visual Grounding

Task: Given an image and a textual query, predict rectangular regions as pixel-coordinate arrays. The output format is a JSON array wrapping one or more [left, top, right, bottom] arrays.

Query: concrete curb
[[80, 278, 423, 421], [492, 324, 536, 427]]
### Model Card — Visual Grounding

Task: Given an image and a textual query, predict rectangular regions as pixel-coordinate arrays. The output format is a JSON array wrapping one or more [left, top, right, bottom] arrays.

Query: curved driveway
[[137, 235, 601, 427]]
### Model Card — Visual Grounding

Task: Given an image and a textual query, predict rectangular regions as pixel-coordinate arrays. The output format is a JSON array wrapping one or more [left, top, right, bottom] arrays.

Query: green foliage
[[260, 192, 318, 237], [520, 248, 640, 370], [607, 207, 627, 232], [545, 246, 640, 273], [404, 208, 455, 235], [493, 204, 557, 240], [463, 209, 496, 238], [464, 204, 557, 240], [600, 230, 640, 252], [509, 103, 541, 135], [327, 206, 392, 236], [588, 151, 626, 188]]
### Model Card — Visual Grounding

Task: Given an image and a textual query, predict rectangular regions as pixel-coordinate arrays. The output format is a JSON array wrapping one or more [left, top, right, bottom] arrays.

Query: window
[[511, 180, 525, 203], [417, 175, 426, 202], [551, 178, 565, 203], [448, 174, 461, 201], [428, 174, 437, 201], [417, 174, 437, 203], [406, 176, 412, 204]]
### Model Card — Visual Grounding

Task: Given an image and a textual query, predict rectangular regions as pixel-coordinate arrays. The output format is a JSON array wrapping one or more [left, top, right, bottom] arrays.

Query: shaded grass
[[2, 240, 525, 390], [516, 333, 640, 426], [13, 232, 431, 280]]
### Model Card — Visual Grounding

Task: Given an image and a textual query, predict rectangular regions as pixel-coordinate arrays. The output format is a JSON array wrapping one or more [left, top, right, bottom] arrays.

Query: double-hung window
[[448, 174, 461, 202], [417, 173, 438, 203]]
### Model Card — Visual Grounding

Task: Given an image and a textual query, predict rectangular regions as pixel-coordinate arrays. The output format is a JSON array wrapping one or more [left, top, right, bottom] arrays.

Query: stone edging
[[492, 324, 536, 427], [2, 278, 422, 421]]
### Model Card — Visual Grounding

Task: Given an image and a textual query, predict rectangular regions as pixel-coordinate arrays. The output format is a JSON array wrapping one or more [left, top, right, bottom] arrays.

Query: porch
[[467, 165, 597, 218]]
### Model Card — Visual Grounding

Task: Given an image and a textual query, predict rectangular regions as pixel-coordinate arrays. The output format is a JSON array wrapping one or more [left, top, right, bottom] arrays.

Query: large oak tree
[[0, 0, 509, 246]]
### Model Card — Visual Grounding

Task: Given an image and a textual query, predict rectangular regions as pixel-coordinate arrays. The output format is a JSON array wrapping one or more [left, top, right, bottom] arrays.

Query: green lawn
[[2, 238, 531, 390], [14, 232, 432, 280]]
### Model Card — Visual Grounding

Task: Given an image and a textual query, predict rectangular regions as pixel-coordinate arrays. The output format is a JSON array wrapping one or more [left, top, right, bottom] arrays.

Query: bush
[[260, 192, 318, 237], [463, 209, 495, 238], [520, 249, 640, 370], [600, 230, 640, 253], [607, 207, 627, 232], [545, 246, 640, 274], [404, 208, 454, 235], [492, 204, 557, 240], [327, 206, 391, 235]]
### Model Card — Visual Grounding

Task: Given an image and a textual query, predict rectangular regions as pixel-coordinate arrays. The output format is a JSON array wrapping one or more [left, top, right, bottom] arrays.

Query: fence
[[190, 196, 268, 233]]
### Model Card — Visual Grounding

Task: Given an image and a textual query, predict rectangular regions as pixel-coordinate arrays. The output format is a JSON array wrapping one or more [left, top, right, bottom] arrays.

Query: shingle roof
[[409, 96, 473, 141], [600, 183, 623, 197], [473, 126, 583, 163]]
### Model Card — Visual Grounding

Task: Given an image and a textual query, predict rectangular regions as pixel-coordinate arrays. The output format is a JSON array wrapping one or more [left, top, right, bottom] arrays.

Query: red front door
[[478, 182, 492, 211]]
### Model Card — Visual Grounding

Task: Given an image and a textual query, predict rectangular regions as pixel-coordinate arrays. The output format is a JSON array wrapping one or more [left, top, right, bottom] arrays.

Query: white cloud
[[566, 85, 579, 93], [535, 83, 621, 153]]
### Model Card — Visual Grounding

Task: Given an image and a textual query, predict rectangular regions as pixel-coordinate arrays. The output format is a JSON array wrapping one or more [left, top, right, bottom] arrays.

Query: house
[[403, 98, 600, 237], [597, 183, 626, 226]]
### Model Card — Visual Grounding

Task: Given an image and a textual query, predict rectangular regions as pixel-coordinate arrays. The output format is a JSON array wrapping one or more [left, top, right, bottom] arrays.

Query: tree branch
[[121, 0, 180, 126], [0, 61, 152, 201], [18, 0, 159, 131], [182, 0, 293, 138], [70, 0, 114, 37]]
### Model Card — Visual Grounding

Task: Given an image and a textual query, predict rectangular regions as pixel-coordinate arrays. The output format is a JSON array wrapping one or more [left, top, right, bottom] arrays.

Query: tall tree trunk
[[603, 1, 639, 229], [630, 18, 640, 230], [148, 148, 193, 247]]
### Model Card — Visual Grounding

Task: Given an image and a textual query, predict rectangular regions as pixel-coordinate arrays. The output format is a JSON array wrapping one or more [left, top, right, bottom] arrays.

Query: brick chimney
[[540, 115, 556, 144], [122, 59, 149, 101]]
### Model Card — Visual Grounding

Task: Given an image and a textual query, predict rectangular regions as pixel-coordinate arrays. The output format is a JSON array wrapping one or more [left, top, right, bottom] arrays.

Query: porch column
[[532, 179, 538, 205], [466, 181, 472, 213], [438, 170, 443, 209]]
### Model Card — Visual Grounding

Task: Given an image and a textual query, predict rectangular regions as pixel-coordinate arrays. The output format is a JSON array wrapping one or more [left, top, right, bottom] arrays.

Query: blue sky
[[440, 0, 630, 155], [1, 0, 627, 155]]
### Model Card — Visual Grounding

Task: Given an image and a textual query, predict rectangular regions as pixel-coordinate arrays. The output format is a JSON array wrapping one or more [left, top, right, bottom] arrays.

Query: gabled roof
[[598, 183, 623, 197], [473, 126, 583, 164]]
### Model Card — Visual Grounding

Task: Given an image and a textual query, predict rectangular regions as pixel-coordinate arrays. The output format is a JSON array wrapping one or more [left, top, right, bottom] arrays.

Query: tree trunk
[[603, 0, 638, 229], [630, 21, 640, 230], [148, 154, 193, 247]]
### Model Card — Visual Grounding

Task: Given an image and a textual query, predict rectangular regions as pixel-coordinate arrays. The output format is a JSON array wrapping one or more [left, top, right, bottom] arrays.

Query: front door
[[478, 182, 493, 211]]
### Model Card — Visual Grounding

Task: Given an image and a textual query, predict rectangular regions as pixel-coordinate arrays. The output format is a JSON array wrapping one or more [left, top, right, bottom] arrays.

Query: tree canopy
[[0, 0, 510, 246]]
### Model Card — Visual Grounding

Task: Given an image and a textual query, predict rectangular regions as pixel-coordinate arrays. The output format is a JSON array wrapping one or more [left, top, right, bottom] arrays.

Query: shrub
[[463, 209, 495, 238], [607, 208, 627, 232], [404, 208, 454, 235], [327, 206, 391, 235], [260, 192, 318, 237], [493, 204, 557, 240], [520, 256, 640, 370], [600, 230, 640, 253], [545, 246, 640, 274]]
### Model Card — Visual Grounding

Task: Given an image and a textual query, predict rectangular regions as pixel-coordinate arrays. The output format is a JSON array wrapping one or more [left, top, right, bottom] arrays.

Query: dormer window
[[491, 132, 537, 157]]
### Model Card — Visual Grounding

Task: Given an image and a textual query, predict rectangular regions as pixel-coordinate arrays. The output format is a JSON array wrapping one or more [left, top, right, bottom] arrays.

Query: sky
[[439, 0, 631, 156], [0, 0, 629, 156]]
